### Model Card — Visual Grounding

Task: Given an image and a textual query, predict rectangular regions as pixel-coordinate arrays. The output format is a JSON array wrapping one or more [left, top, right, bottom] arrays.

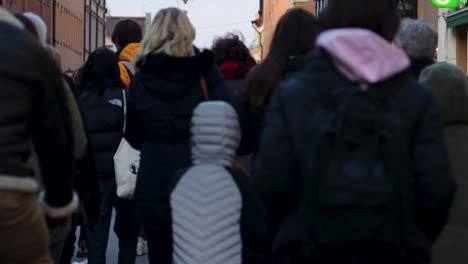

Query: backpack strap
[[121, 60, 136, 76]]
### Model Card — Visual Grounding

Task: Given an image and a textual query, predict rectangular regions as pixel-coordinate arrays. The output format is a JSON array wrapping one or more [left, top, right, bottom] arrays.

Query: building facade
[[84, 0, 107, 60], [437, 5, 468, 74], [250, 10, 263, 63], [262, 0, 316, 57], [259, 0, 438, 59], [54, 0, 85, 70], [314, 0, 437, 26]]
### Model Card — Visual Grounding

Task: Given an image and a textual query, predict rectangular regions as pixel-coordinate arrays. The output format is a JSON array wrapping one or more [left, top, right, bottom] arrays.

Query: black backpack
[[301, 78, 414, 262]]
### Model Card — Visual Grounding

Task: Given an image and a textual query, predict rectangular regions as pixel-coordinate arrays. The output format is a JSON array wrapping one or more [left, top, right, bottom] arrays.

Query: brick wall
[[262, 0, 316, 57], [294, 1, 316, 15], [262, 0, 289, 57]]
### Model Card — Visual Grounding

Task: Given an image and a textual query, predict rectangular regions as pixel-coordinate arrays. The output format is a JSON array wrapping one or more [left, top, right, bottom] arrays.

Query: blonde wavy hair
[[136, 8, 195, 68]]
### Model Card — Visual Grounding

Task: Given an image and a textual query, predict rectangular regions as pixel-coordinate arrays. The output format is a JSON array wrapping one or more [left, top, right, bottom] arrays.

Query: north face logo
[[109, 98, 123, 107], [129, 162, 139, 175]]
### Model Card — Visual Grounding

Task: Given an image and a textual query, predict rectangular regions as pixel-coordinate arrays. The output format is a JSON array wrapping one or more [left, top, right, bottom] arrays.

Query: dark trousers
[[60, 214, 87, 263], [87, 178, 139, 264], [60, 215, 77, 263], [145, 226, 172, 264]]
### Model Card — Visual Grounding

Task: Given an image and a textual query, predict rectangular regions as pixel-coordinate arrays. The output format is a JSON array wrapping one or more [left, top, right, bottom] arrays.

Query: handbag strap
[[200, 76, 209, 100], [122, 89, 127, 133]]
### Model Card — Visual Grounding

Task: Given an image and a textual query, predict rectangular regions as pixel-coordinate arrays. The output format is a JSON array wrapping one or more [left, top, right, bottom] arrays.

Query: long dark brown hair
[[246, 8, 319, 108], [80, 48, 124, 92]]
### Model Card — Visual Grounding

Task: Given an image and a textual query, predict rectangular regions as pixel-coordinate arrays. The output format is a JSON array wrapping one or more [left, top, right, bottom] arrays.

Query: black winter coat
[[410, 57, 435, 79], [238, 55, 307, 156], [125, 50, 228, 225], [0, 22, 75, 208], [79, 85, 124, 178], [254, 50, 455, 263]]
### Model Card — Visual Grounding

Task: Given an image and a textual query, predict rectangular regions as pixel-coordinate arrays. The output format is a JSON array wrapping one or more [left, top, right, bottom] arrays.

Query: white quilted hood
[[191, 101, 240, 166]]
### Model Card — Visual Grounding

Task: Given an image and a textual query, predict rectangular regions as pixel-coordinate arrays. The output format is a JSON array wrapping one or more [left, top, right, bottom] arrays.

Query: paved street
[[72, 211, 149, 264]]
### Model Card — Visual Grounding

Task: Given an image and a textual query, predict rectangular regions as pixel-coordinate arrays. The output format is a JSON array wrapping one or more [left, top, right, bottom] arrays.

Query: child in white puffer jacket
[[170, 101, 268, 264]]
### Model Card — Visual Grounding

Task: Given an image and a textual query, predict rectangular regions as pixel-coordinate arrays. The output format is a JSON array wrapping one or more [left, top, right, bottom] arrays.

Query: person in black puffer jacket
[[124, 8, 228, 264], [79, 47, 139, 264], [254, 1, 455, 263]]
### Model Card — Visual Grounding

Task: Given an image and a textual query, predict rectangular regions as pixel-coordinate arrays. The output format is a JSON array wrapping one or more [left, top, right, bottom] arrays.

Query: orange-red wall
[[262, 0, 290, 57]]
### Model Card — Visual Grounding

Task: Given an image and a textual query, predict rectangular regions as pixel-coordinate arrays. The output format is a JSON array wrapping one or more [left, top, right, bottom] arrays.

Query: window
[[398, 0, 418, 18], [315, 0, 329, 16], [314, 0, 417, 18]]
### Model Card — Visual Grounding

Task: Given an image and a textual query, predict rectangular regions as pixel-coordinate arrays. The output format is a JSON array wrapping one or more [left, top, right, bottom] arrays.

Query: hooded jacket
[[254, 29, 455, 263], [124, 49, 228, 225], [79, 84, 124, 178], [117, 43, 140, 88], [420, 64, 467, 264], [171, 101, 267, 263], [0, 22, 77, 218]]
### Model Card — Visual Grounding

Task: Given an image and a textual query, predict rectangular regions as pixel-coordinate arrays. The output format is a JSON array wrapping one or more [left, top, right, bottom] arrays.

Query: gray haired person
[[395, 18, 438, 77]]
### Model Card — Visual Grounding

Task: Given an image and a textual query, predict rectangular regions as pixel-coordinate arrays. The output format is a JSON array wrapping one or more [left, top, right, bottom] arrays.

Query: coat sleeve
[[412, 91, 456, 243], [32, 60, 78, 218], [125, 79, 145, 150], [229, 168, 268, 257], [253, 87, 298, 241], [237, 100, 263, 156], [62, 80, 87, 160]]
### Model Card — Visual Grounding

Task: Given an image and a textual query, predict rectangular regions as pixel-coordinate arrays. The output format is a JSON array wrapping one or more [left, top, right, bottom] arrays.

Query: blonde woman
[[124, 7, 228, 263]]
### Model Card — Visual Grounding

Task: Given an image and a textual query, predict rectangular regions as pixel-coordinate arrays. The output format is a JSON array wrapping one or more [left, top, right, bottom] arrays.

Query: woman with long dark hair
[[79, 47, 139, 264], [242, 8, 319, 155]]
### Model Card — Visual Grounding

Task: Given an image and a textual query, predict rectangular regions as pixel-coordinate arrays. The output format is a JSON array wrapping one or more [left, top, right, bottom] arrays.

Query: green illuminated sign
[[432, 0, 467, 8]]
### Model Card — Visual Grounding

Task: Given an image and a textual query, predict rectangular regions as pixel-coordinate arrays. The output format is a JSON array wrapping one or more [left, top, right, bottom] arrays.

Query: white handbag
[[114, 90, 140, 199]]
